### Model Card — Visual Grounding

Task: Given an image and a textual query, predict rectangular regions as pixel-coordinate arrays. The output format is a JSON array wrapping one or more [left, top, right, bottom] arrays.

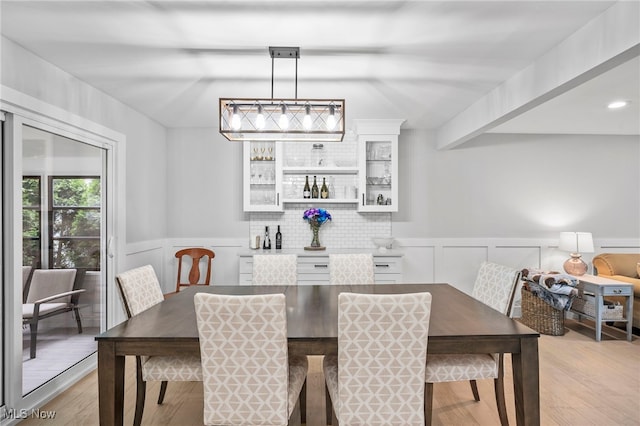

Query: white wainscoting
[[124, 237, 639, 320]]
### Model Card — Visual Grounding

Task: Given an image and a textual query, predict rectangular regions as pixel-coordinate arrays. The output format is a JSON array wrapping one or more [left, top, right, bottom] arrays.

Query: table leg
[[626, 294, 633, 341], [595, 293, 602, 342], [512, 338, 540, 426], [98, 340, 125, 426]]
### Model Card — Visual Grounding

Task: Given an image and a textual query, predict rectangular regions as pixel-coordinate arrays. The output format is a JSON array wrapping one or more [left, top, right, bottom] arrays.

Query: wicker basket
[[520, 287, 565, 335]]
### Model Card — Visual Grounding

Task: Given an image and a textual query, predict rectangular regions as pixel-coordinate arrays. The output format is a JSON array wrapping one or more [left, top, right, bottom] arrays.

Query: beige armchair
[[22, 268, 85, 359]]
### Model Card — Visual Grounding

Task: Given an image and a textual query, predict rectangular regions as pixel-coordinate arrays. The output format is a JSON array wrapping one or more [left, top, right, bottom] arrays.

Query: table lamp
[[558, 232, 594, 276]]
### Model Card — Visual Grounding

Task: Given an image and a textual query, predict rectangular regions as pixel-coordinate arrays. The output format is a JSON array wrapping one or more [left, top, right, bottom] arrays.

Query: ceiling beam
[[436, 1, 640, 150]]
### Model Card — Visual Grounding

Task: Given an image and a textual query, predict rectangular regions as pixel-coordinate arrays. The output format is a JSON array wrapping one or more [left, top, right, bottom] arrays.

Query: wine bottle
[[303, 176, 311, 199], [263, 226, 271, 250], [275, 225, 282, 249], [311, 176, 319, 198], [320, 177, 329, 199]]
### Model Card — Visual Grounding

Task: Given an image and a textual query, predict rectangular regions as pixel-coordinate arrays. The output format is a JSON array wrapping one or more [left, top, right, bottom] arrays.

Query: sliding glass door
[[2, 109, 115, 417], [20, 125, 106, 394]]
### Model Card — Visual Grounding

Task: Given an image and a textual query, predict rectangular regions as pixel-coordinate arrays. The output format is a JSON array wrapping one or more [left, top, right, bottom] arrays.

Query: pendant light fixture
[[220, 47, 345, 142]]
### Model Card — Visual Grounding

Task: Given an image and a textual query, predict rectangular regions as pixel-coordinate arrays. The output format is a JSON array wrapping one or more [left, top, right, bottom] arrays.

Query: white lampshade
[[559, 232, 594, 254]]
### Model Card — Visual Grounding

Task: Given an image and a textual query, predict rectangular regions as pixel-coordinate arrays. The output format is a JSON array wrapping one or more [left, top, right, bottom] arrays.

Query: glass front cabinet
[[355, 119, 404, 212], [243, 141, 283, 212], [241, 119, 403, 213]]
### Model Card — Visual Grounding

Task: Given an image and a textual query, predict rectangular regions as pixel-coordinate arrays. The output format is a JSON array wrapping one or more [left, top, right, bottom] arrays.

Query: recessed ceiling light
[[607, 100, 629, 109]]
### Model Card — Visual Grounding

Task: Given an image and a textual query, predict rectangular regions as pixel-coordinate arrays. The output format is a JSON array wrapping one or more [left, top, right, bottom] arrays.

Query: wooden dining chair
[[329, 253, 375, 284], [194, 292, 308, 426], [252, 254, 297, 285], [116, 265, 202, 426], [424, 261, 522, 426], [324, 291, 432, 426], [174, 247, 215, 293]]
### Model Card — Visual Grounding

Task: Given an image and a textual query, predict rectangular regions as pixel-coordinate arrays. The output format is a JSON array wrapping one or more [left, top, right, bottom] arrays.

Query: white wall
[[166, 127, 245, 238], [1, 36, 168, 244], [394, 130, 639, 239]]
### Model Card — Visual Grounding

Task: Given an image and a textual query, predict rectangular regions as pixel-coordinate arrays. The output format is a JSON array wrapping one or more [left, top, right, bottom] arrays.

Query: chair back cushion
[[337, 292, 432, 425], [252, 254, 297, 285], [471, 261, 521, 315], [329, 253, 375, 285], [26, 269, 77, 304], [116, 265, 164, 317], [195, 293, 289, 425]]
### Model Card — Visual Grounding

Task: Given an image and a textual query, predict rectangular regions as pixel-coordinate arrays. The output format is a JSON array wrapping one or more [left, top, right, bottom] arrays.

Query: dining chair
[[424, 261, 522, 426], [116, 265, 202, 426], [174, 247, 215, 293], [194, 292, 308, 426], [324, 291, 432, 426], [328, 253, 375, 284], [22, 268, 85, 359], [252, 254, 297, 285]]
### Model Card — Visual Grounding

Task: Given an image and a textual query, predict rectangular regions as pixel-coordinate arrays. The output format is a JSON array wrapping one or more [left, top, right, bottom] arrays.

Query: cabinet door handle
[[314, 264, 328, 268], [276, 192, 280, 206], [362, 193, 365, 206], [375, 264, 390, 268]]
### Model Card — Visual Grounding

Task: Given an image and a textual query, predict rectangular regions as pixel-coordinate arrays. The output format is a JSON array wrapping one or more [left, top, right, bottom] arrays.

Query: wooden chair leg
[[494, 354, 509, 426], [300, 378, 306, 425], [494, 376, 509, 426], [288, 396, 302, 426], [134, 357, 147, 426], [425, 382, 434, 426], [469, 379, 480, 401], [325, 383, 332, 425], [157, 381, 168, 404]]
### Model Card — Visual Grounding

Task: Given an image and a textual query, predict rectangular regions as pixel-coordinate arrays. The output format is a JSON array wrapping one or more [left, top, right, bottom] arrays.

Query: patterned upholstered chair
[[194, 293, 308, 426], [252, 254, 297, 285], [324, 292, 432, 426], [116, 265, 202, 426], [328, 253, 375, 285], [424, 261, 522, 426]]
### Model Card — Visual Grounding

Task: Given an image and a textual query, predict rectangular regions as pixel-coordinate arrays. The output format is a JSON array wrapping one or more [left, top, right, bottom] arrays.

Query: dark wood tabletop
[[97, 283, 539, 425]]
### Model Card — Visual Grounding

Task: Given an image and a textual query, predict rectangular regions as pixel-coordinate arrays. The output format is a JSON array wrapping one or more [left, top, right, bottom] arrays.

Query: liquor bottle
[[275, 225, 282, 249], [311, 176, 319, 198], [303, 176, 311, 199], [320, 177, 329, 199], [263, 226, 271, 250]]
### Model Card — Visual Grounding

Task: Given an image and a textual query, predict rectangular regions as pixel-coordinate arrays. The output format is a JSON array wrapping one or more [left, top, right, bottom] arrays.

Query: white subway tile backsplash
[[250, 205, 391, 250]]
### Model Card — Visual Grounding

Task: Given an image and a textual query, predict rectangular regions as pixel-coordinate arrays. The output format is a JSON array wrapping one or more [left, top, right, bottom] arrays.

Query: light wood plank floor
[[20, 319, 640, 425]]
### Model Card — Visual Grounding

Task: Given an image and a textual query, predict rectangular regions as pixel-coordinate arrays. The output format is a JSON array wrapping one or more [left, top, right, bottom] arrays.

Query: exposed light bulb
[[608, 100, 629, 109], [326, 105, 336, 130], [255, 104, 265, 130], [231, 105, 242, 130], [278, 104, 289, 129], [303, 104, 312, 130]]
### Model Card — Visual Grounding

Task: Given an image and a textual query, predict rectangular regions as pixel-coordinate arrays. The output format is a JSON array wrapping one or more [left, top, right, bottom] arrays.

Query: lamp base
[[563, 254, 587, 276]]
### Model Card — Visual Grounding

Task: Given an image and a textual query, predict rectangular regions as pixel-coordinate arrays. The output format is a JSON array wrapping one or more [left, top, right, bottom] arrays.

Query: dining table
[[96, 283, 540, 425]]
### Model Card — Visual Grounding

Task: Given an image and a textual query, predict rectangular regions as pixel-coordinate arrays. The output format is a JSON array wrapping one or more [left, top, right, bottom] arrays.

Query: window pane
[[22, 177, 41, 207], [52, 209, 100, 237], [52, 178, 100, 207], [51, 239, 101, 269]]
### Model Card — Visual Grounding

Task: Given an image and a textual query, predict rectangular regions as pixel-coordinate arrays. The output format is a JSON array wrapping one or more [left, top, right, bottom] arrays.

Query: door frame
[[1, 85, 125, 417]]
